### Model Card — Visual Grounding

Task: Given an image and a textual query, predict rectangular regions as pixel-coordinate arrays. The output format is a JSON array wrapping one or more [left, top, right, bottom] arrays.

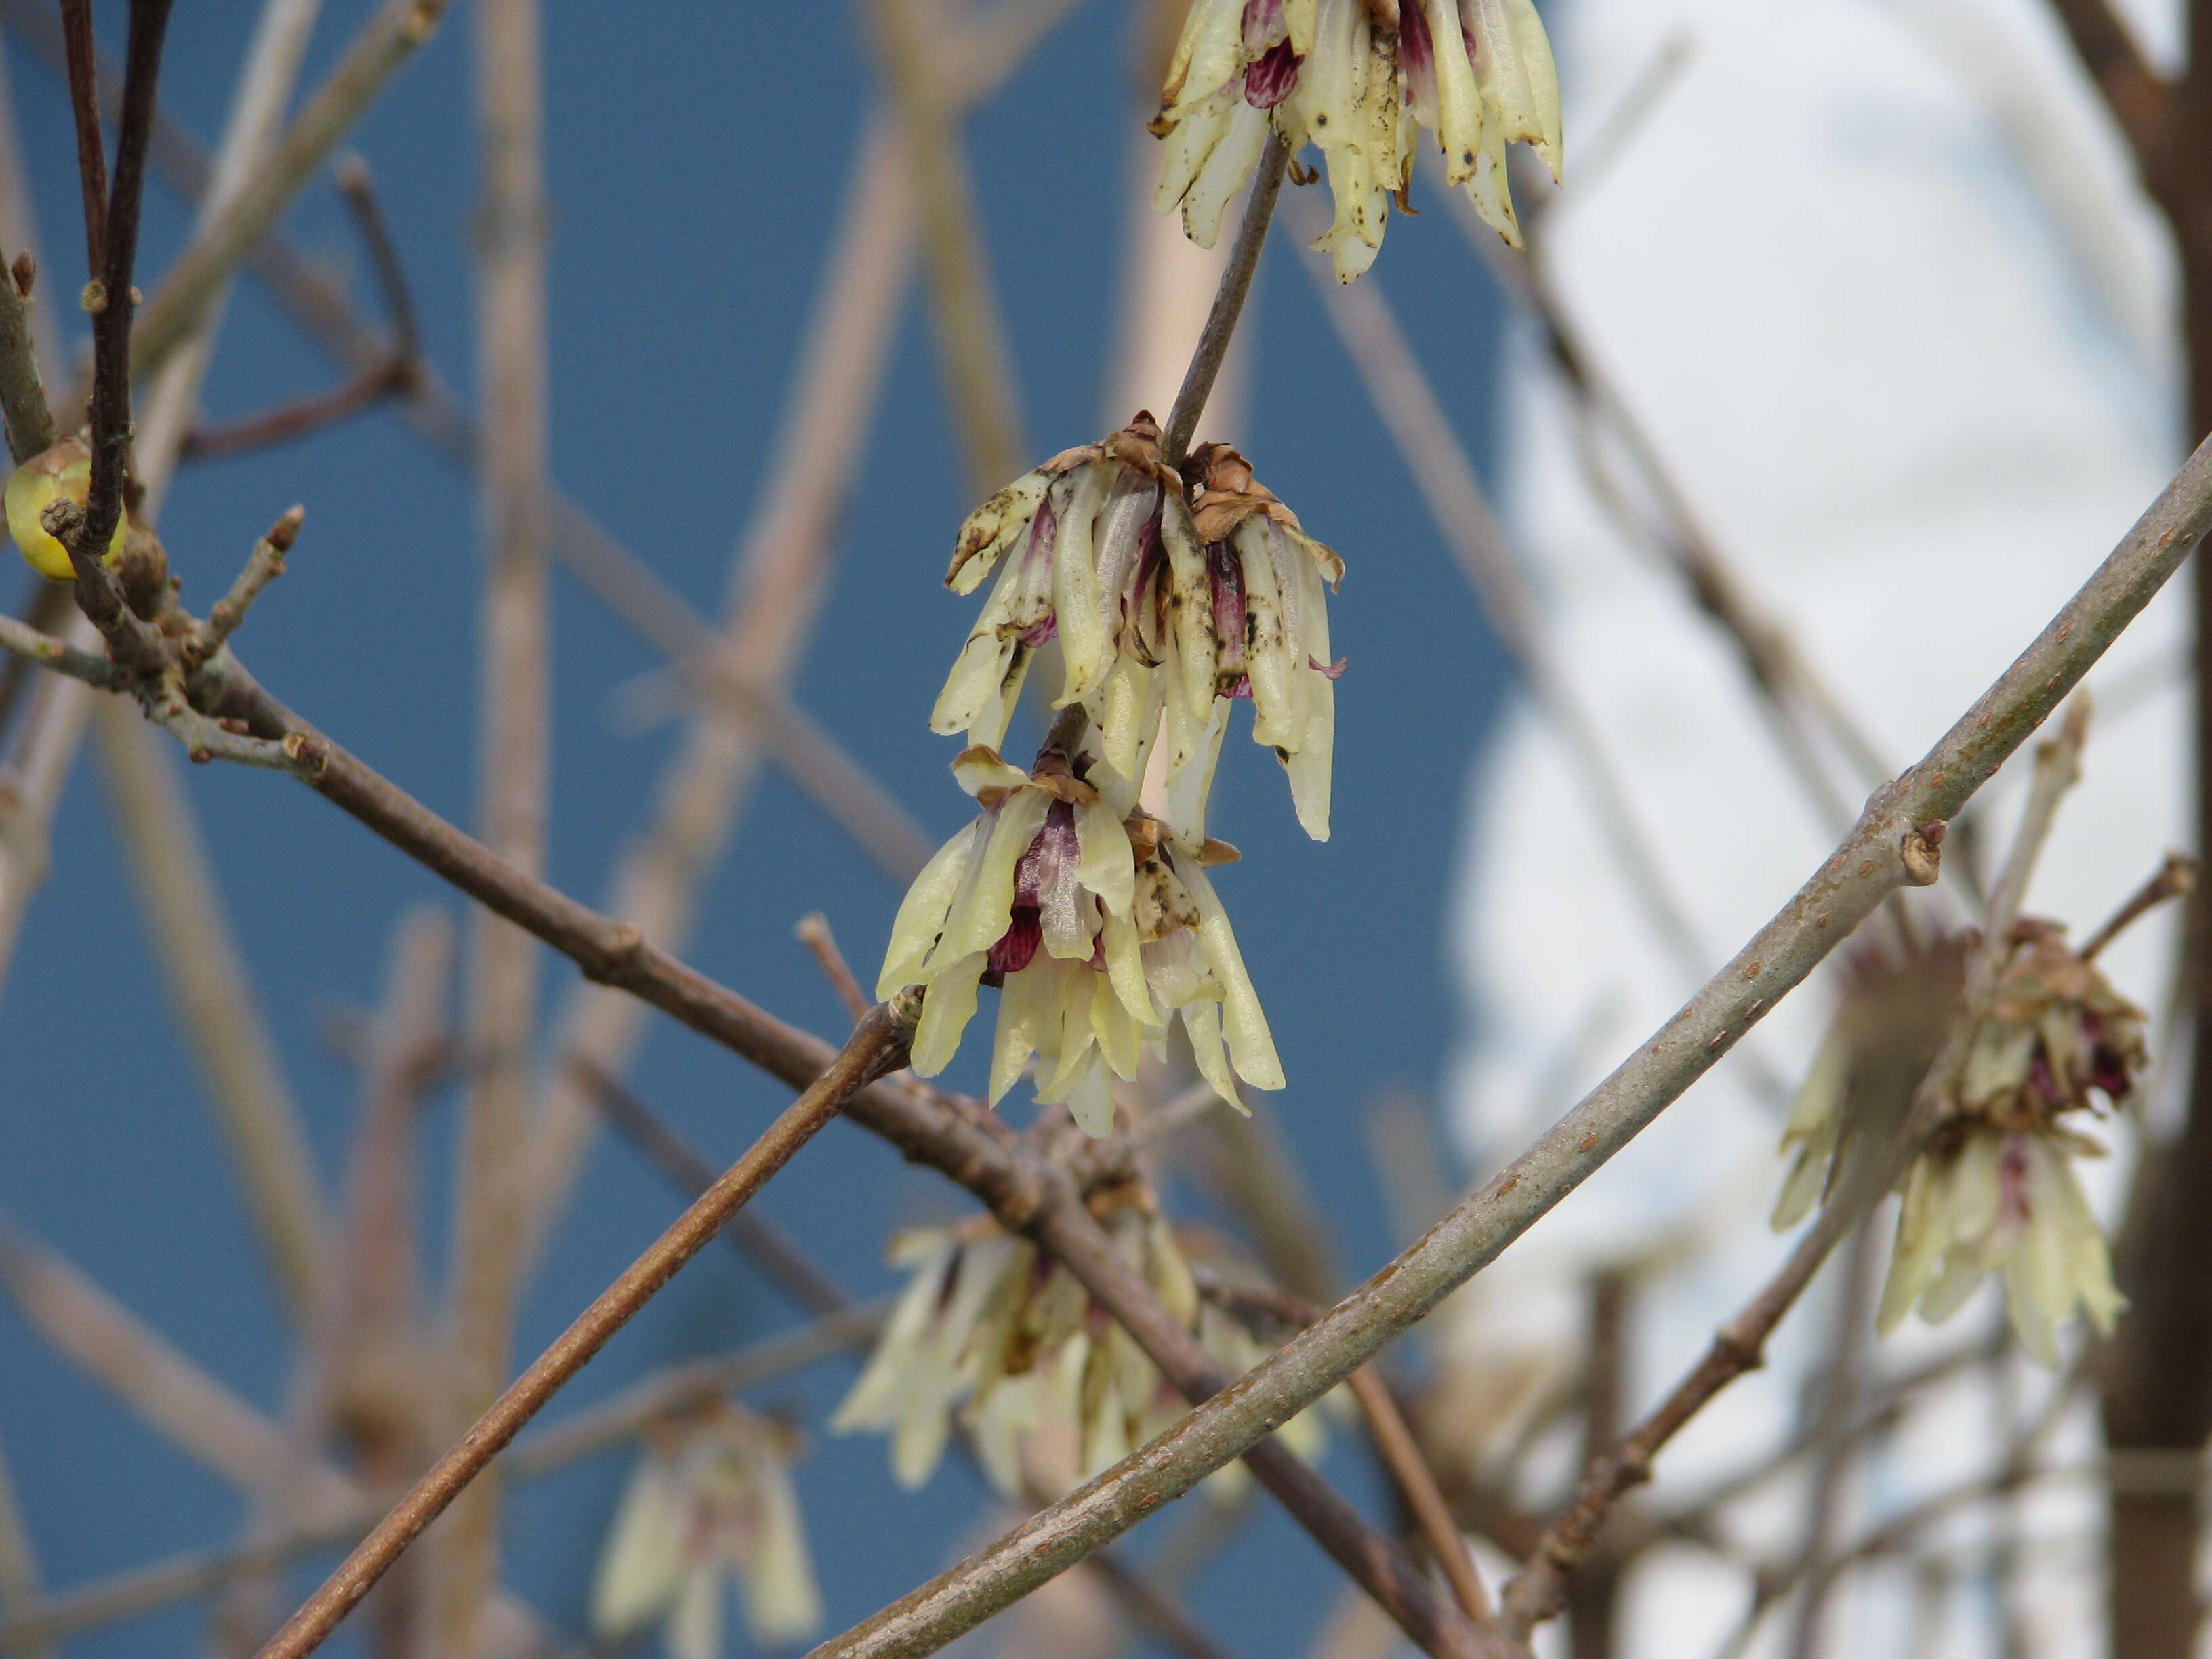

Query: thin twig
[[2045, 0, 2169, 169], [796, 911, 872, 1021], [189, 504, 304, 663], [0, 246, 50, 462], [179, 155, 418, 462], [90, 698, 331, 1319], [128, 0, 453, 382], [1496, 1176, 1879, 1637], [1347, 1371, 1494, 1624], [570, 1057, 852, 1317], [510, 98, 946, 1276], [0, 1429, 50, 1659], [54, 0, 102, 282], [864, 0, 1023, 495], [253, 1003, 914, 1659], [1163, 127, 1288, 470], [430, 0, 551, 1645], [64, 0, 171, 598], [2080, 850, 2196, 960], [0, 611, 119, 685]]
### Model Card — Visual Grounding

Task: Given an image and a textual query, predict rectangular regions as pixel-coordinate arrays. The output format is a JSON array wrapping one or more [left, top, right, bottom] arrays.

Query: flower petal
[[1179, 859, 1284, 1090], [878, 820, 985, 998]]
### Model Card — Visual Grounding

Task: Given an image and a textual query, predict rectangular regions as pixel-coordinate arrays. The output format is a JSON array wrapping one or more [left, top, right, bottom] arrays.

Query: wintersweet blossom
[[934, 412, 1212, 806], [878, 740, 1282, 1136], [1151, 0, 1563, 279], [1776, 922, 2146, 1364], [1185, 442, 1344, 842], [1875, 920, 2145, 1364], [1879, 1124, 2123, 1368], [830, 1196, 1324, 1496], [4, 437, 127, 581], [934, 419, 1344, 842], [590, 1400, 822, 1658]]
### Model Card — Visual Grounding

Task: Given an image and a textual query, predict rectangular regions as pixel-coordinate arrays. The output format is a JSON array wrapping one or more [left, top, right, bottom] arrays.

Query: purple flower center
[[989, 801, 1083, 975], [1244, 40, 1303, 108]]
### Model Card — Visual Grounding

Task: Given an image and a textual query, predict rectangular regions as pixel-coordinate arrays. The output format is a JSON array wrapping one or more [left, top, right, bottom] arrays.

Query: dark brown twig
[[54, 0, 104, 283], [68, 0, 172, 592], [1162, 128, 1288, 470], [2046, 0, 2169, 169], [180, 157, 419, 462], [251, 1002, 915, 1659], [1197, 1277, 1496, 1626], [1496, 1191, 1866, 1638], [2080, 851, 2196, 961]]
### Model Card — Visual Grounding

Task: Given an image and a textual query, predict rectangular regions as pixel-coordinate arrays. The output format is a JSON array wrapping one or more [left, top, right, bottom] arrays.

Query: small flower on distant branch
[[1875, 920, 2144, 1364], [1151, 0, 1563, 279], [878, 739, 1282, 1137], [1776, 922, 2146, 1366], [590, 1399, 823, 1659]]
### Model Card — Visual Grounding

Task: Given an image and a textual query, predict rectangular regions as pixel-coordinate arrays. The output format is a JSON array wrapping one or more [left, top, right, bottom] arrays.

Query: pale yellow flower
[[590, 1400, 822, 1658], [935, 423, 1344, 843], [830, 1197, 1324, 1496], [5, 437, 126, 581], [880, 743, 1282, 1137], [1878, 1123, 2123, 1368], [1776, 924, 2144, 1365], [1151, 0, 1563, 279]]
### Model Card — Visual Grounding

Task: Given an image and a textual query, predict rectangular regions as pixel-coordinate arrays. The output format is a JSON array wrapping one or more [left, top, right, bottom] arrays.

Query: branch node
[[1900, 823, 1944, 886]]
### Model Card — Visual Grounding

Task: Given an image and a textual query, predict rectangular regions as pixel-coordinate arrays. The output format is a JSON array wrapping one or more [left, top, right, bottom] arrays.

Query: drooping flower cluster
[[1152, 0, 1563, 280], [934, 415, 1342, 843], [879, 739, 1281, 1137], [830, 1190, 1324, 1496], [891, 415, 1343, 1136], [1776, 922, 2146, 1366], [590, 1399, 823, 1658]]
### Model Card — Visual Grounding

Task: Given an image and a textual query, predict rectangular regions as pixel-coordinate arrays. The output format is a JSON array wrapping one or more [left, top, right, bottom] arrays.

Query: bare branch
[[0, 249, 51, 462], [129, 0, 452, 380], [1163, 128, 1288, 470], [188, 504, 304, 665], [253, 1003, 915, 1659], [799, 422, 2212, 1659], [570, 1058, 853, 1317], [2045, 0, 2169, 168]]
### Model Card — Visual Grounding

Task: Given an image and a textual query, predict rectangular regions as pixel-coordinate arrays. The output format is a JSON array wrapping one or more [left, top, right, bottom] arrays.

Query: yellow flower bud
[[5, 438, 127, 581]]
